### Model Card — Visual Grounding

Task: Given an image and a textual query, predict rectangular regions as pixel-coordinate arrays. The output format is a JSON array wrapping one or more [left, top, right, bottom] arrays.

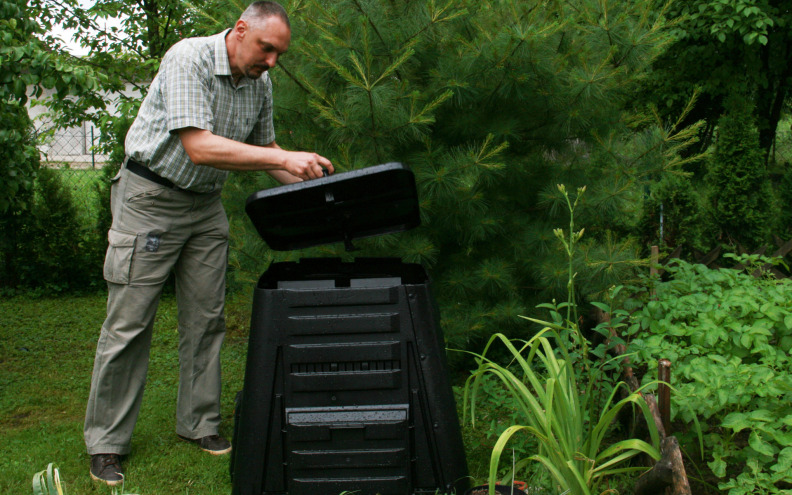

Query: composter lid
[[245, 162, 420, 251]]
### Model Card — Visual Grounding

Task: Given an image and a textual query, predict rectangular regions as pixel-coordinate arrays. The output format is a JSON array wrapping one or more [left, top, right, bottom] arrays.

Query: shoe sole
[[178, 434, 232, 455], [90, 471, 123, 486], [201, 445, 232, 455]]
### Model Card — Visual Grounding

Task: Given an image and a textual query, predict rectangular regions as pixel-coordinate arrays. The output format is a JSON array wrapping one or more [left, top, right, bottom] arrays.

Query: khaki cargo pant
[[84, 167, 228, 456]]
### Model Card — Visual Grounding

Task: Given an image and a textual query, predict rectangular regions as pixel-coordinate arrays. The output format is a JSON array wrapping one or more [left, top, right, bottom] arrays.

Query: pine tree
[[707, 96, 773, 248], [209, 0, 687, 355]]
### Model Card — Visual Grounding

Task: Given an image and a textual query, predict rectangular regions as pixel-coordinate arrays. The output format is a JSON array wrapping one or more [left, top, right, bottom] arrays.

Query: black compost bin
[[231, 163, 468, 495]]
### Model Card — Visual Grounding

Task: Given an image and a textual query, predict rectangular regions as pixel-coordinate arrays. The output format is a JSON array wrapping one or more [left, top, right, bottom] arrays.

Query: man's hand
[[283, 151, 334, 180]]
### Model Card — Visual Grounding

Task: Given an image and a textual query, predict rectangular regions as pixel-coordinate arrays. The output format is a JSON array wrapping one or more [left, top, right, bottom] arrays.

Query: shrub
[[706, 96, 774, 248], [1, 166, 107, 292], [639, 173, 715, 254], [0, 102, 39, 287], [627, 256, 792, 494]]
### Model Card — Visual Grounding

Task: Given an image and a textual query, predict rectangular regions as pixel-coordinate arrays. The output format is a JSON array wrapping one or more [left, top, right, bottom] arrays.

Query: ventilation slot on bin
[[291, 360, 400, 373]]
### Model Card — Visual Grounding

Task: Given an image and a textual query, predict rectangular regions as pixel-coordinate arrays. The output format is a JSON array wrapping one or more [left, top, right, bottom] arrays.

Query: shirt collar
[[214, 28, 263, 88], [214, 29, 233, 77]]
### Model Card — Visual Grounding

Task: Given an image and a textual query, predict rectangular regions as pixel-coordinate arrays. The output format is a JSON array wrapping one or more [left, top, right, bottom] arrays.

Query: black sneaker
[[90, 453, 124, 486], [178, 434, 232, 455]]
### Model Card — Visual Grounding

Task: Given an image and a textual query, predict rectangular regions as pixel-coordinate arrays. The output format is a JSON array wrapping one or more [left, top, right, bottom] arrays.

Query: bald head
[[239, 1, 290, 31]]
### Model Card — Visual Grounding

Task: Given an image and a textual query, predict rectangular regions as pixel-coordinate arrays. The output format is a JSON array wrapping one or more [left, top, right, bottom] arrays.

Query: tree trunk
[[634, 458, 673, 494], [634, 436, 691, 495], [756, 30, 792, 163]]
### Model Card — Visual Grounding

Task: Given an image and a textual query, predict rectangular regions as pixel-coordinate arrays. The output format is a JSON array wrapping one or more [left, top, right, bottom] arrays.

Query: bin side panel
[[406, 284, 470, 493], [232, 292, 287, 495]]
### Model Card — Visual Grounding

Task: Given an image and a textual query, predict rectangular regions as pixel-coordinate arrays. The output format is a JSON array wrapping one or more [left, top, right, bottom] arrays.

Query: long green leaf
[[32, 463, 63, 495], [488, 425, 529, 495]]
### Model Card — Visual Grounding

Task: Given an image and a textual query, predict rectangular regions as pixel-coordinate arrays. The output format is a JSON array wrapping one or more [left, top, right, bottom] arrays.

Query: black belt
[[126, 158, 179, 189]]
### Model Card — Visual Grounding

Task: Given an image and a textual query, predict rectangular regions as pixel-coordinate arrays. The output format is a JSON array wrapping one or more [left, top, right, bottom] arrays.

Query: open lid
[[245, 162, 420, 251]]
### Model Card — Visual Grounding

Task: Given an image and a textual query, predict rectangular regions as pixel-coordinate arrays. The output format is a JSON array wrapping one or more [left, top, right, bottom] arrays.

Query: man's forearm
[[262, 142, 301, 184], [177, 127, 333, 181], [178, 127, 287, 171]]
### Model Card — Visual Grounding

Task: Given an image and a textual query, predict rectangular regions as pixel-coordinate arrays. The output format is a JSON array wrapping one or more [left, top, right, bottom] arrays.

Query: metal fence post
[[658, 358, 671, 435]]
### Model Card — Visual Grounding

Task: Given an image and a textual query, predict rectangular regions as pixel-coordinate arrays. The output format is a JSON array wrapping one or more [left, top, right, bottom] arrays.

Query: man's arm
[[260, 141, 307, 184], [177, 127, 333, 181]]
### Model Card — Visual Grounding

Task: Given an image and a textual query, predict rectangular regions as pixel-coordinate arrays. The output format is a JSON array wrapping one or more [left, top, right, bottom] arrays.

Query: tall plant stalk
[[552, 184, 589, 371], [554, 184, 585, 326]]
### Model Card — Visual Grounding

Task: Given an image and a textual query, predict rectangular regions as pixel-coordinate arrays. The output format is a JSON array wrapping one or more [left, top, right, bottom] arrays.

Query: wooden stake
[[650, 245, 660, 277], [664, 436, 692, 495]]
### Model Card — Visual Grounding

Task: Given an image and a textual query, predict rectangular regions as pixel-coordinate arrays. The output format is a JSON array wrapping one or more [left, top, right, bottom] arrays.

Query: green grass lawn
[[0, 291, 249, 494], [0, 290, 494, 494]]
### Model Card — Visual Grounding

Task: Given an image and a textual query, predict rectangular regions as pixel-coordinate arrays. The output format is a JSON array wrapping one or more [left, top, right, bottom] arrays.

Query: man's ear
[[234, 19, 248, 38]]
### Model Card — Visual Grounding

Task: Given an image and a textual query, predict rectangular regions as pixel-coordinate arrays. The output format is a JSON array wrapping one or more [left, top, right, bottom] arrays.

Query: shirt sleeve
[[161, 53, 215, 134], [245, 76, 276, 146]]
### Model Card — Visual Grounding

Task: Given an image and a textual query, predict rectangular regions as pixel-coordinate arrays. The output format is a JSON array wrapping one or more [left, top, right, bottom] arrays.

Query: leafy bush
[[628, 256, 792, 494], [0, 101, 38, 216], [1, 166, 107, 292], [0, 0, 108, 292], [0, 103, 40, 287]]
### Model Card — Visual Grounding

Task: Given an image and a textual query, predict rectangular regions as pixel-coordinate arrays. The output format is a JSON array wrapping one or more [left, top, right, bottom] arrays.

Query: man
[[84, 1, 333, 486]]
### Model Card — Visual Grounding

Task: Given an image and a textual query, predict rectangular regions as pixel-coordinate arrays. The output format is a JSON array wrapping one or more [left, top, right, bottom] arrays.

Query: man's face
[[234, 17, 291, 80]]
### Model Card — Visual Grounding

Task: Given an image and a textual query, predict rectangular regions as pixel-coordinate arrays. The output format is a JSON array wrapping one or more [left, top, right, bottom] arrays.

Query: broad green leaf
[[769, 429, 792, 447], [748, 409, 775, 422], [748, 431, 776, 457], [708, 457, 727, 478], [772, 447, 792, 472], [722, 412, 751, 433]]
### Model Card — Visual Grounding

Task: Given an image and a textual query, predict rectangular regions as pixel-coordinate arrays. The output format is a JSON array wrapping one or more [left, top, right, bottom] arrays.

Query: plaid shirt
[[125, 29, 276, 193]]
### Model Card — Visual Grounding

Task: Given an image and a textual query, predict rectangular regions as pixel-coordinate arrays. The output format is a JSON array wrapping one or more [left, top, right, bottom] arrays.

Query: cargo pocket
[[104, 229, 137, 284]]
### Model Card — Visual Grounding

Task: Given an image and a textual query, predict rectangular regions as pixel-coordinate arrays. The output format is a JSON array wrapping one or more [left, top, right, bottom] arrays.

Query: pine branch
[[277, 62, 311, 95], [351, 0, 388, 48], [402, 0, 467, 50], [389, 89, 453, 131], [367, 87, 381, 162]]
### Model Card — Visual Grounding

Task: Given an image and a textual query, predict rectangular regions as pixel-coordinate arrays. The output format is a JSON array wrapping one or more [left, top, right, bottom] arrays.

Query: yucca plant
[[463, 329, 661, 495], [32, 464, 64, 495], [462, 185, 661, 494]]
